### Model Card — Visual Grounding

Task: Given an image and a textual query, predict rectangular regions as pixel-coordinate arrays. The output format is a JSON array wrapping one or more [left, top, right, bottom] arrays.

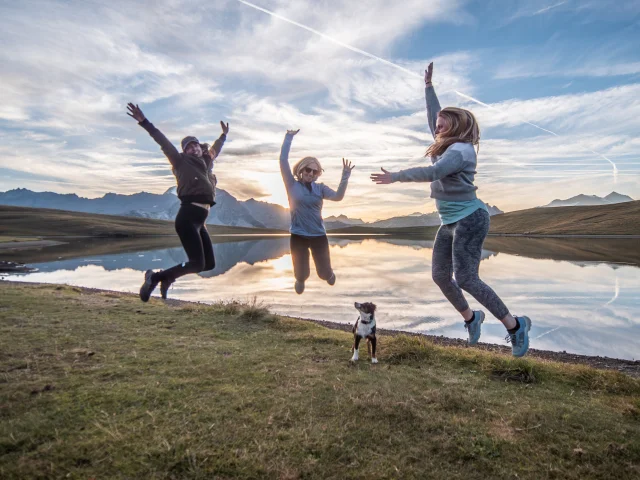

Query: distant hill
[[0, 205, 286, 238], [542, 192, 633, 208], [490, 200, 640, 235]]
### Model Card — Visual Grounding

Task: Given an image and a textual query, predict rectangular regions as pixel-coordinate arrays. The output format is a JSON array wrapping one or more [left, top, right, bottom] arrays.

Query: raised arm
[[322, 158, 354, 201], [424, 62, 441, 141], [127, 103, 181, 166], [280, 130, 299, 189], [209, 121, 229, 163]]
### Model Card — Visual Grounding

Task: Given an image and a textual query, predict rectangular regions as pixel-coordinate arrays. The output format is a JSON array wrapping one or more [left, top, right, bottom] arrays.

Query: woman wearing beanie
[[280, 129, 354, 294], [127, 102, 229, 301], [370, 63, 532, 357]]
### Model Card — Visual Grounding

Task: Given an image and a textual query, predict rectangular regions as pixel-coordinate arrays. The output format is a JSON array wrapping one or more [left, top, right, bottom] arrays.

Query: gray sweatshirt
[[390, 86, 478, 202], [280, 133, 351, 237]]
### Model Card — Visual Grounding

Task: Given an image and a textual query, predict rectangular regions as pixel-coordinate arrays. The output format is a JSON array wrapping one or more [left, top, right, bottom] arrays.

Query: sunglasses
[[303, 167, 319, 175]]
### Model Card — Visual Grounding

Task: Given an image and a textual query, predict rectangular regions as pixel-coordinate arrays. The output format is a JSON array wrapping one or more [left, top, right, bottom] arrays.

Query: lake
[[3, 235, 639, 360]]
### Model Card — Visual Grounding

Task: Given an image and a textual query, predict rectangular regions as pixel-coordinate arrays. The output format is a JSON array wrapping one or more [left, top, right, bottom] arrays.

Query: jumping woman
[[280, 129, 355, 294], [127, 102, 229, 301], [370, 63, 532, 357]]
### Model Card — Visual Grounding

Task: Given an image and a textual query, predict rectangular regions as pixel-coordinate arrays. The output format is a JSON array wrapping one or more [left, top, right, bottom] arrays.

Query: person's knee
[[455, 272, 478, 291], [317, 267, 333, 281], [432, 269, 451, 287]]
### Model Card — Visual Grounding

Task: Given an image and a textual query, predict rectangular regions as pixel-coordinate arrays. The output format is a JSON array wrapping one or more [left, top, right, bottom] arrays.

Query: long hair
[[291, 156, 324, 181], [426, 107, 480, 158]]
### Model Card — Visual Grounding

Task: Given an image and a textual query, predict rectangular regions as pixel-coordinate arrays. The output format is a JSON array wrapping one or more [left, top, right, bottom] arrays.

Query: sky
[[1, 0, 639, 222]]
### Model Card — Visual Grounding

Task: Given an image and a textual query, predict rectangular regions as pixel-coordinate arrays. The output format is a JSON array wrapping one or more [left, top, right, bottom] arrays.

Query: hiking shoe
[[160, 278, 173, 300], [327, 272, 336, 286], [464, 310, 485, 345], [139, 269, 158, 302], [506, 316, 532, 357], [295, 280, 305, 294]]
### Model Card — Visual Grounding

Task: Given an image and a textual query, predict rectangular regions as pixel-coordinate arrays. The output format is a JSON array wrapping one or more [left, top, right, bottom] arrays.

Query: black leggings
[[153, 203, 215, 283], [290, 234, 333, 282]]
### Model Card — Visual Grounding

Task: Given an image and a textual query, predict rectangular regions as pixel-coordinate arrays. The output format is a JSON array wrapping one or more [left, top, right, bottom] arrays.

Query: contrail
[[235, 0, 618, 177], [604, 277, 620, 307], [533, 325, 562, 340]]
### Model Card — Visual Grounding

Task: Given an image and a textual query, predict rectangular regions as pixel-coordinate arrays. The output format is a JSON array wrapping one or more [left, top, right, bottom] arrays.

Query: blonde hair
[[426, 107, 480, 158], [292, 156, 323, 181]]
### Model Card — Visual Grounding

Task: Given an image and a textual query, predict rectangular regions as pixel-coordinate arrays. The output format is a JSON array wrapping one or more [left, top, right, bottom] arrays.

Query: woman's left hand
[[370, 168, 394, 184], [342, 158, 355, 172], [220, 121, 230, 135]]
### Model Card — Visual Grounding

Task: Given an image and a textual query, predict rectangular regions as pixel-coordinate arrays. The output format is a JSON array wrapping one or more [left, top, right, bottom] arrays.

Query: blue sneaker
[[464, 310, 485, 345], [506, 316, 532, 357]]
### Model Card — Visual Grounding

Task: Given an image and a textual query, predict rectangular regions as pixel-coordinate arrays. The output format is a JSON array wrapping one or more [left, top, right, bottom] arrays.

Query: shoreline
[[4, 280, 638, 377]]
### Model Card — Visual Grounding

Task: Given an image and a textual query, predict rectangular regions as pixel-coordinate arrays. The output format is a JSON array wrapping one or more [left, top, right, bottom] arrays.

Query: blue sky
[[0, 0, 639, 221]]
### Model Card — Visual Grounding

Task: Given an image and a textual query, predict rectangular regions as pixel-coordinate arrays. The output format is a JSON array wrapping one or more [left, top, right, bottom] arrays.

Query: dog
[[350, 302, 378, 363]]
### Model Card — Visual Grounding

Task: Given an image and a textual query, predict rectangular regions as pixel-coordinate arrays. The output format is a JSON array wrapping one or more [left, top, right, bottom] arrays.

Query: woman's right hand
[[127, 103, 146, 122], [424, 62, 433, 86], [286, 129, 300, 136], [370, 168, 394, 184]]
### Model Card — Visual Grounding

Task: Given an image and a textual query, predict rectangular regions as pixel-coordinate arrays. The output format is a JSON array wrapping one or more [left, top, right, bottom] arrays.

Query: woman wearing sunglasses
[[280, 129, 355, 294]]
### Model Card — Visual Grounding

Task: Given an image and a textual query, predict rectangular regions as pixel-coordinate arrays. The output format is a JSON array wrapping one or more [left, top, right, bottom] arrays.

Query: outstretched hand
[[220, 121, 229, 135], [424, 62, 433, 86], [126, 103, 146, 122], [342, 158, 355, 172], [370, 168, 394, 184], [286, 129, 300, 136]]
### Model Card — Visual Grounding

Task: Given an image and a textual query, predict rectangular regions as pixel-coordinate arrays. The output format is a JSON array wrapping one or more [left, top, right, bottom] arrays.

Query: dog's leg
[[370, 336, 378, 364], [367, 338, 371, 357], [351, 335, 362, 361]]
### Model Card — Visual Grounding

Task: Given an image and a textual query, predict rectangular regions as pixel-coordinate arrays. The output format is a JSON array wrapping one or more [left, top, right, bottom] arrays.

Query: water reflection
[[3, 236, 639, 360]]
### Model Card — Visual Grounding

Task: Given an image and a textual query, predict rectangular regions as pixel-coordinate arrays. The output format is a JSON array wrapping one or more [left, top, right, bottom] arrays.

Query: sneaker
[[327, 272, 336, 286], [160, 278, 173, 300], [464, 310, 485, 345], [139, 269, 158, 302], [295, 280, 305, 294], [506, 316, 532, 357]]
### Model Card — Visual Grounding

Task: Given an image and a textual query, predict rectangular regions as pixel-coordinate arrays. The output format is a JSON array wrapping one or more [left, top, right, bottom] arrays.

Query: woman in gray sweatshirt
[[371, 63, 532, 357], [280, 129, 354, 294]]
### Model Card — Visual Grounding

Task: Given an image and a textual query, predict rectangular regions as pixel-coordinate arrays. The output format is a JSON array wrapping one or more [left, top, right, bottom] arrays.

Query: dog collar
[[359, 316, 373, 324]]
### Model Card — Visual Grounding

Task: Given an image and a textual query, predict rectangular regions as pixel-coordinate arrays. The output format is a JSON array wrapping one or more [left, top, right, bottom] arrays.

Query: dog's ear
[[370, 303, 377, 313]]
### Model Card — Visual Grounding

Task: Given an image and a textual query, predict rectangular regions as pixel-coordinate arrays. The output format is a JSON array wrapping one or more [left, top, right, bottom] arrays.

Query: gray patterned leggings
[[431, 208, 510, 319]]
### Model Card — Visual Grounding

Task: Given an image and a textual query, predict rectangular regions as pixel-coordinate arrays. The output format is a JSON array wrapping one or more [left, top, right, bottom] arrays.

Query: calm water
[[4, 236, 639, 360]]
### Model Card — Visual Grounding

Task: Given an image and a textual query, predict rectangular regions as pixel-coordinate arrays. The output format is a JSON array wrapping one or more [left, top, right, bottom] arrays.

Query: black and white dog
[[351, 302, 378, 363]]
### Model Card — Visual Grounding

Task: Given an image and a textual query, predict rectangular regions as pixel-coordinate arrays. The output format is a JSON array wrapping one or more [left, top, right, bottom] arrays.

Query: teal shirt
[[436, 198, 488, 225]]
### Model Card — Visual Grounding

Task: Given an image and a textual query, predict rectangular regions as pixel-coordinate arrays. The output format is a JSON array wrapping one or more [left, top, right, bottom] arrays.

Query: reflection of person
[[371, 63, 532, 357], [280, 129, 354, 294], [127, 102, 229, 301]]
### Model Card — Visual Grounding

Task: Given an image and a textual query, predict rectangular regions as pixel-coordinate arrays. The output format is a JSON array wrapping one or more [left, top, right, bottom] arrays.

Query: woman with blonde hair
[[371, 63, 532, 357], [280, 129, 354, 294]]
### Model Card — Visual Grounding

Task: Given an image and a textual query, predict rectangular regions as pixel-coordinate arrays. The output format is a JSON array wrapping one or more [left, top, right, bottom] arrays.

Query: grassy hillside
[[333, 201, 640, 237], [0, 205, 287, 238], [489, 200, 640, 236], [1, 282, 639, 479]]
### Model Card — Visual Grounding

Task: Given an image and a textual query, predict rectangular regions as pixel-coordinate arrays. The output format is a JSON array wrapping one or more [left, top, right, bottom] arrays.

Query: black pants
[[290, 234, 333, 282], [154, 203, 215, 283]]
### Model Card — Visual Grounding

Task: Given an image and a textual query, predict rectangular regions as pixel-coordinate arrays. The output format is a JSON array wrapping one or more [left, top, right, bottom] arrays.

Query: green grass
[[1, 282, 639, 479]]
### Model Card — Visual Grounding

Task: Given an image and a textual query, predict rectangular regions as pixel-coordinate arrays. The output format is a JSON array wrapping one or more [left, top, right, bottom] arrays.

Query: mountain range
[[12, 187, 635, 230], [541, 192, 634, 208]]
